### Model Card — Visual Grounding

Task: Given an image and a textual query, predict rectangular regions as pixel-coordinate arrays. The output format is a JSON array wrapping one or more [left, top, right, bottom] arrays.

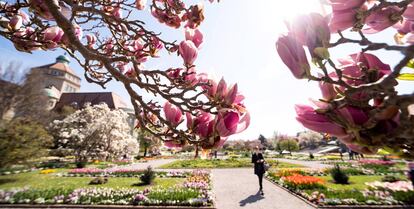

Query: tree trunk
[[194, 145, 199, 159], [143, 146, 147, 157]]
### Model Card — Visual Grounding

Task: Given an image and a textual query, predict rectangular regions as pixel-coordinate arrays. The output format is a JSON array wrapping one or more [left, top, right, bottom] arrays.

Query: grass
[[159, 158, 303, 169], [319, 175, 407, 190], [0, 169, 184, 190]]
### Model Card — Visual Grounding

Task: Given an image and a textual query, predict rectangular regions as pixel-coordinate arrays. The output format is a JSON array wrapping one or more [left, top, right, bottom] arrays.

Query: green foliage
[[89, 177, 108, 185], [12, 188, 73, 203], [330, 165, 349, 184], [392, 191, 414, 204], [360, 164, 391, 174], [0, 170, 184, 190], [277, 139, 299, 152], [381, 175, 402, 183], [0, 118, 52, 168], [139, 166, 156, 185]]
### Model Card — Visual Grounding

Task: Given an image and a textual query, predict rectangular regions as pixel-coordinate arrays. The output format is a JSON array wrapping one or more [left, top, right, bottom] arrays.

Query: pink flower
[[295, 104, 347, 137], [329, 8, 360, 33], [43, 26, 64, 47], [113, 7, 122, 19], [216, 109, 250, 137], [286, 13, 330, 49], [340, 52, 391, 86], [363, 6, 402, 34], [179, 40, 198, 66], [337, 106, 369, 126], [135, 0, 147, 10], [185, 27, 203, 48], [319, 81, 336, 101], [86, 34, 96, 47], [186, 112, 215, 138], [9, 15, 23, 31], [276, 35, 310, 79], [163, 102, 183, 126], [403, 3, 414, 20]]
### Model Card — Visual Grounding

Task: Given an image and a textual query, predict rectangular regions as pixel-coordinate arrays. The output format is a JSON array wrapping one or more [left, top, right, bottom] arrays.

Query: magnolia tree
[[51, 103, 139, 163], [0, 0, 249, 150], [276, 0, 414, 158]]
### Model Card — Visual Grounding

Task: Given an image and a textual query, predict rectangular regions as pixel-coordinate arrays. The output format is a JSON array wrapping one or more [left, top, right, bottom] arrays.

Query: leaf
[[397, 73, 414, 81], [406, 59, 414, 69]]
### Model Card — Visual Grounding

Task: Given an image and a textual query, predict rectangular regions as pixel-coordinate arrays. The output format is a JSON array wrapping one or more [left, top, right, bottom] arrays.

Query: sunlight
[[270, 0, 327, 19]]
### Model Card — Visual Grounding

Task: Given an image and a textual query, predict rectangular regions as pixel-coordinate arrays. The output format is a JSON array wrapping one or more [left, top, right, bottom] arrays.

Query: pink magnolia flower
[[113, 7, 122, 19], [9, 15, 22, 31], [43, 26, 65, 48], [163, 102, 183, 126], [179, 40, 198, 66], [337, 106, 369, 126], [185, 27, 203, 48], [319, 80, 336, 101], [403, 3, 414, 20], [29, 0, 71, 20], [187, 112, 215, 138], [295, 104, 347, 137], [329, 8, 361, 33], [363, 6, 402, 34], [286, 13, 331, 49], [215, 109, 250, 137], [393, 19, 414, 35], [164, 140, 184, 148], [151, 8, 181, 28], [86, 34, 96, 47], [135, 0, 147, 10], [276, 35, 310, 79], [340, 52, 391, 86]]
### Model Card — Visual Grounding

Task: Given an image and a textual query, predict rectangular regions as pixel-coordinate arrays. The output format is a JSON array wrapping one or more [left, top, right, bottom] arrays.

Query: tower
[[29, 55, 81, 109]]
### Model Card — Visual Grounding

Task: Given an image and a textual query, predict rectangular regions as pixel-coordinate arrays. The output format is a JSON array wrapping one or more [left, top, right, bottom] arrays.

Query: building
[[29, 55, 81, 109]]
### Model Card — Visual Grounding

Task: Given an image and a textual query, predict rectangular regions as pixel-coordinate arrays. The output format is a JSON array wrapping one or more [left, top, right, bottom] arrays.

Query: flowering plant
[[366, 181, 414, 192], [281, 174, 325, 190], [0, 0, 249, 151], [276, 0, 414, 158], [359, 159, 396, 166]]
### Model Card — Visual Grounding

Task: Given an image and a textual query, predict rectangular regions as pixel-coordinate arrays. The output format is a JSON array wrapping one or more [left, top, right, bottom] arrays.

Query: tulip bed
[[160, 158, 303, 169], [266, 167, 414, 206], [64, 168, 191, 178], [0, 170, 214, 207]]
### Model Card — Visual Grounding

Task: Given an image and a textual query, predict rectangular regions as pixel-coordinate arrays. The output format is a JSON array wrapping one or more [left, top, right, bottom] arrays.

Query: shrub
[[139, 166, 156, 185], [309, 153, 314, 160], [392, 191, 414, 204], [75, 161, 87, 168], [381, 175, 401, 183], [330, 164, 349, 184], [89, 177, 108, 185]]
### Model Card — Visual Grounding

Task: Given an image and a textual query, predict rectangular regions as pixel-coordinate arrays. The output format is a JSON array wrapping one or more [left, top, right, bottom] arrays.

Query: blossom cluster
[[359, 159, 396, 166], [276, 0, 414, 155], [66, 168, 191, 178], [280, 174, 325, 190], [366, 181, 414, 192]]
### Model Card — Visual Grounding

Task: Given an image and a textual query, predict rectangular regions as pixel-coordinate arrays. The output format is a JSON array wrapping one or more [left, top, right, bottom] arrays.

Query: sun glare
[[270, 0, 327, 19]]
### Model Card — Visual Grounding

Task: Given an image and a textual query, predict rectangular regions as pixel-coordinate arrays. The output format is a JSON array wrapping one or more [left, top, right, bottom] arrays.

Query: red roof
[[54, 92, 130, 110]]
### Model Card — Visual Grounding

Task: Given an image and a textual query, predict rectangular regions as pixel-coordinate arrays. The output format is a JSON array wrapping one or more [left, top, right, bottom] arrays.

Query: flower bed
[[266, 169, 414, 206], [0, 170, 214, 207], [64, 168, 191, 178]]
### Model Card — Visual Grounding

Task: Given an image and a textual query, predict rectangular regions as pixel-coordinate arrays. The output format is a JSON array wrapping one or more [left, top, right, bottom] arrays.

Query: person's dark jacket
[[252, 152, 265, 175]]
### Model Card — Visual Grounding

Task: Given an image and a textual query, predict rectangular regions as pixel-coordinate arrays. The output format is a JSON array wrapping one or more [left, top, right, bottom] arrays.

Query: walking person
[[252, 146, 265, 195]]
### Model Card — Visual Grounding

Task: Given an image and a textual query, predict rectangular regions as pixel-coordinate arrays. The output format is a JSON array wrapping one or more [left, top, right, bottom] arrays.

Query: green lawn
[[160, 158, 303, 169], [319, 175, 407, 190], [0, 169, 184, 190]]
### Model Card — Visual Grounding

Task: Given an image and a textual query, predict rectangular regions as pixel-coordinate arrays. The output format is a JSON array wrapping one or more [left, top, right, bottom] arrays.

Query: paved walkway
[[274, 158, 331, 169], [115, 159, 177, 170], [212, 169, 313, 209]]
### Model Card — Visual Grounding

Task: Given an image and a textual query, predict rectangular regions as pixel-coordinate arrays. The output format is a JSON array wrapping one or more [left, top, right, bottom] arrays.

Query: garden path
[[211, 168, 313, 209], [274, 158, 331, 169], [114, 158, 177, 170]]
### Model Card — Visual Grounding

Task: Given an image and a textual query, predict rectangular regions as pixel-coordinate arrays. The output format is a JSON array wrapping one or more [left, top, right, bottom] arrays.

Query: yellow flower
[[40, 169, 57, 174]]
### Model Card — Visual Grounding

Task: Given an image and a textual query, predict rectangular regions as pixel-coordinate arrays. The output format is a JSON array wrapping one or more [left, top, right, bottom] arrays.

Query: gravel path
[[211, 169, 313, 209], [274, 158, 331, 169], [114, 159, 177, 170]]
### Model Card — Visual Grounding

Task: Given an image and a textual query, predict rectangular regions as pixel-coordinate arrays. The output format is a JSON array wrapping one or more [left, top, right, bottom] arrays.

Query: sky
[[0, 0, 413, 140]]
